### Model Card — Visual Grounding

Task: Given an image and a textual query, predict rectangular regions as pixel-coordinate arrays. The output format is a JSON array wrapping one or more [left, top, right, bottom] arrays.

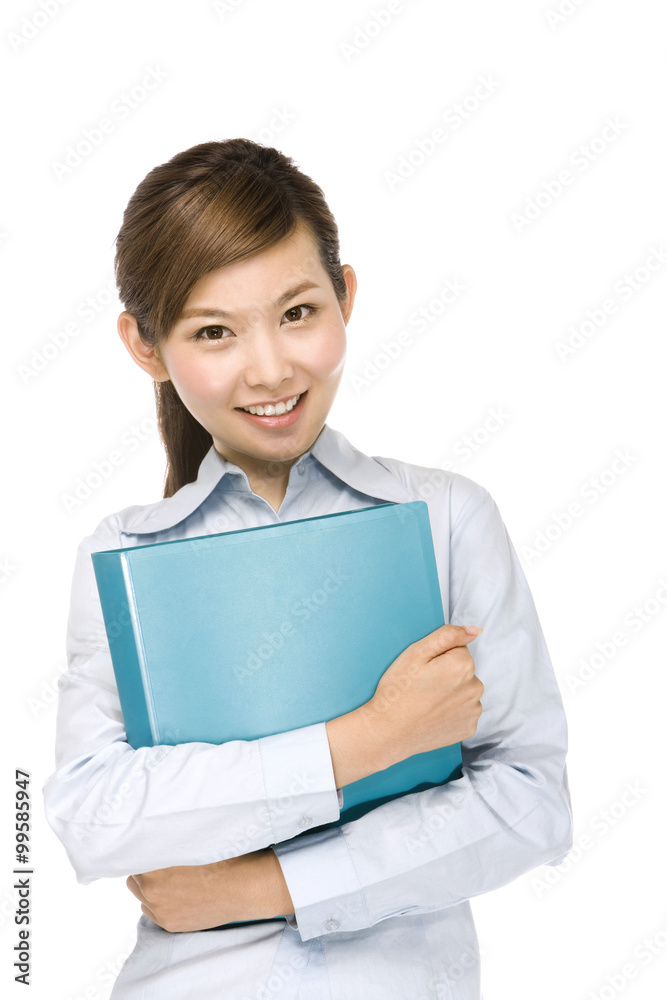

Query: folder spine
[[92, 551, 158, 747], [414, 504, 445, 623]]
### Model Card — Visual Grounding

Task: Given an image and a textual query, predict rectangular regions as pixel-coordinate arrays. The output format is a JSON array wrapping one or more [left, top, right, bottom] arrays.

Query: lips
[[234, 390, 308, 417], [241, 393, 301, 417], [234, 390, 308, 429], [235, 391, 305, 410]]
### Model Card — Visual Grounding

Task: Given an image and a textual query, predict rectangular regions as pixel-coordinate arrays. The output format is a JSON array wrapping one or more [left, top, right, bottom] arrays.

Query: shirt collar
[[120, 423, 413, 534]]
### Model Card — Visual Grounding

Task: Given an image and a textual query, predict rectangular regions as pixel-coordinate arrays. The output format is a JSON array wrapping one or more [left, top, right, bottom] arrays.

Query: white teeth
[[242, 393, 301, 416]]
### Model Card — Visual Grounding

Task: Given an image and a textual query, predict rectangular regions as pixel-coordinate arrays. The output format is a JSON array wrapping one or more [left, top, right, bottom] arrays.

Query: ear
[[340, 264, 357, 326], [117, 311, 170, 382]]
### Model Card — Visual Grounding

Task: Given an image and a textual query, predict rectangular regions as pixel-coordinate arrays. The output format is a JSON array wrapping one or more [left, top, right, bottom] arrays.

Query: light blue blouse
[[43, 423, 573, 999]]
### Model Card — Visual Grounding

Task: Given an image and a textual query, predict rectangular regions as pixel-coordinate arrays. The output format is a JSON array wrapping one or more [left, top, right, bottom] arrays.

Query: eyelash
[[192, 304, 318, 343]]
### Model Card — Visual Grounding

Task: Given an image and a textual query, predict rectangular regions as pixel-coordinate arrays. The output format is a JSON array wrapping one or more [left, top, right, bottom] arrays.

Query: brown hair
[[114, 138, 348, 498]]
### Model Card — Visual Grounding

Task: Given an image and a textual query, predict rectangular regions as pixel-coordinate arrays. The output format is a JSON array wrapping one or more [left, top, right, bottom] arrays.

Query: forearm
[[48, 672, 401, 881], [274, 747, 572, 940], [127, 849, 294, 932], [44, 694, 340, 882]]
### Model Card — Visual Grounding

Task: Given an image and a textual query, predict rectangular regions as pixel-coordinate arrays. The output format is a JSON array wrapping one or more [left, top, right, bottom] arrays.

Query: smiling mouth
[[235, 391, 306, 416]]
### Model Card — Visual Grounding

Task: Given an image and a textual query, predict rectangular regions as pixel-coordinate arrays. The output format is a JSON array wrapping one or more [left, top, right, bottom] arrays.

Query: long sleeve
[[42, 513, 341, 884], [272, 485, 573, 941]]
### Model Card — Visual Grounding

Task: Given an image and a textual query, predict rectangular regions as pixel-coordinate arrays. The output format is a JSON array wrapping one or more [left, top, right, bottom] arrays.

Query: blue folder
[[91, 501, 462, 827]]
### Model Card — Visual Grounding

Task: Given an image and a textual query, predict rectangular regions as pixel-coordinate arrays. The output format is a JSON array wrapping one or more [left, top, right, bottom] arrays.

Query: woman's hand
[[326, 624, 484, 786], [368, 623, 485, 763], [126, 849, 294, 932]]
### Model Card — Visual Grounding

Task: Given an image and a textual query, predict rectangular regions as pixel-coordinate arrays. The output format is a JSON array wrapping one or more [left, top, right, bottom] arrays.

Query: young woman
[[44, 138, 572, 999]]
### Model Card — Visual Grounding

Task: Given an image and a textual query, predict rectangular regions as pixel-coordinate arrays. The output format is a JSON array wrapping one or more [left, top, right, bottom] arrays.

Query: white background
[[2, 0, 666, 997]]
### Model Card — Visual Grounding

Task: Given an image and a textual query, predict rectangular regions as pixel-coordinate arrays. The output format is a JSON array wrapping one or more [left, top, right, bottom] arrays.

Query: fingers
[[126, 874, 150, 907], [422, 623, 484, 661]]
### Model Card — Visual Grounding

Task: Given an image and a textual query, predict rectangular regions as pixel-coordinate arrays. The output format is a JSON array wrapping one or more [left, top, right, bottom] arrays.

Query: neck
[[214, 446, 301, 510], [245, 468, 291, 513]]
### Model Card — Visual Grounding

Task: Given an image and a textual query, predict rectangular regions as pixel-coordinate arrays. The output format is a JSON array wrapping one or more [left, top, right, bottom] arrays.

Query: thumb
[[423, 623, 483, 658]]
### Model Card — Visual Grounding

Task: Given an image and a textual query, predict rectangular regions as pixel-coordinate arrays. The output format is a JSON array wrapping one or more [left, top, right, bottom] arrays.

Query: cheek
[[169, 358, 232, 404], [307, 326, 347, 375]]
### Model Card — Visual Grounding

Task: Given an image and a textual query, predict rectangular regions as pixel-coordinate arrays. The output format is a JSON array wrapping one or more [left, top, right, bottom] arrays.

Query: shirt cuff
[[257, 722, 340, 843], [273, 826, 370, 940]]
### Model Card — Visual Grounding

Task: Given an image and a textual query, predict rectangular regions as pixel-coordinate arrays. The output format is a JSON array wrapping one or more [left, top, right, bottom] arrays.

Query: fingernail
[[464, 626, 483, 635]]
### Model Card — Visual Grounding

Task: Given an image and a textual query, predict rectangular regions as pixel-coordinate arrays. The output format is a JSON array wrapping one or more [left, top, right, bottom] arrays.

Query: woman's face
[[125, 222, 356, 487]]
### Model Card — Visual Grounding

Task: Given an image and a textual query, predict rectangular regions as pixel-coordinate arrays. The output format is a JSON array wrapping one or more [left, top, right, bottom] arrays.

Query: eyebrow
[[179, 280, 322, 321]]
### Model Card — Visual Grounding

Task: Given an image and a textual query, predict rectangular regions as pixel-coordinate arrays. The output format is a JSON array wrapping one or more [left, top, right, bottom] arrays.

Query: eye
[[283, 304, 316, 323], [193, 325, 233, 342]]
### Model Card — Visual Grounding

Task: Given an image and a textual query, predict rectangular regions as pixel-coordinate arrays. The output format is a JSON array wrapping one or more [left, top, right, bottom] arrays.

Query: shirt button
[[324, 917, 340, 932], [298, 465, 305, 475], [298, 816, 312, 828]]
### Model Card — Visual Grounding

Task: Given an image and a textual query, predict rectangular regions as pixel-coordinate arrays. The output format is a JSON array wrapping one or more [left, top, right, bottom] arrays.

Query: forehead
[[186, 222, 325, 307]]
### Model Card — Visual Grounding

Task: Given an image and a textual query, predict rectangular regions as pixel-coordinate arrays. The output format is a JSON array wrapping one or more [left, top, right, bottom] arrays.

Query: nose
[[242, 324, 295, 392]]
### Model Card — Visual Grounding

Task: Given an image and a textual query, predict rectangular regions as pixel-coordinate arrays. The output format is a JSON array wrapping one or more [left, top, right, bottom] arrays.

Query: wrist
[[236, 849, 293, 920], [326, 701, 398, 788], [360, 698, 408, 771]]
